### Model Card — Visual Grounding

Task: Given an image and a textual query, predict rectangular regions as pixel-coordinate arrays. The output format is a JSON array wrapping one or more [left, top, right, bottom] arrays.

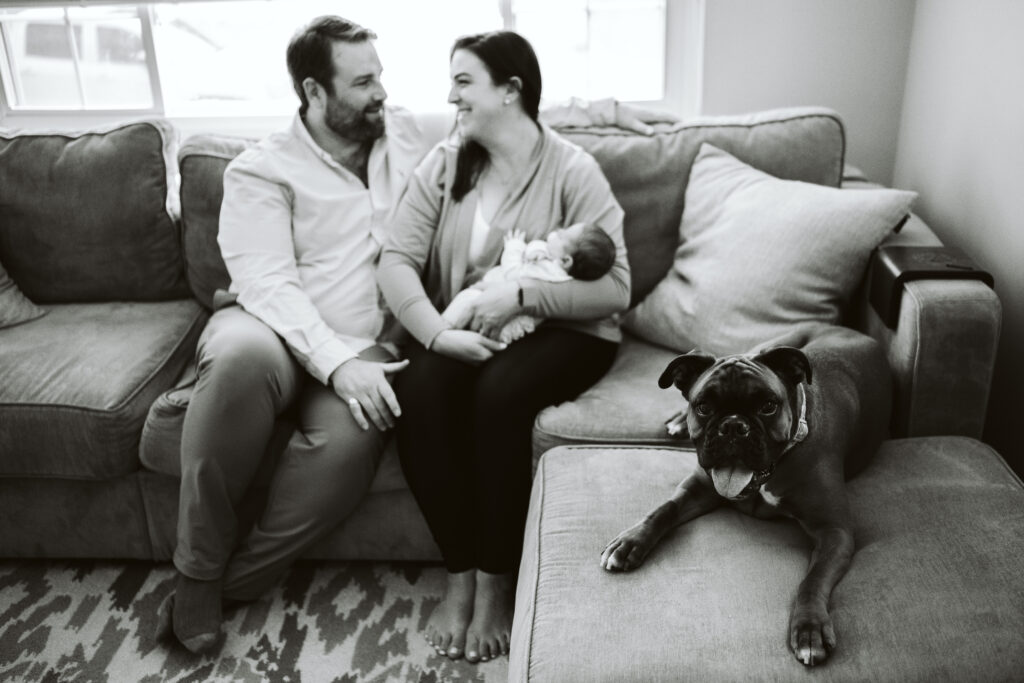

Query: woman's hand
[[467, 280, 521, 340], [431, 329, 507, 364]]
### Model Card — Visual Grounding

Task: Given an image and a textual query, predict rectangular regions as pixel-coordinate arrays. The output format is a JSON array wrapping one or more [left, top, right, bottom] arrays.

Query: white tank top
[[468, 201, 492, 265]]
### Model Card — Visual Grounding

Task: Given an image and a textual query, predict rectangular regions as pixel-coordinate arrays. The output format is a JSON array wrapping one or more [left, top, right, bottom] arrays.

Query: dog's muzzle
[[717, 416, 751, 437]]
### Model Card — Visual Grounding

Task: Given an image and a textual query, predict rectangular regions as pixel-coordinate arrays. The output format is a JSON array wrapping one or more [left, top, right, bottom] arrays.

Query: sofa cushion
[[0, 120, 188, 303], [532, 333, 686, 462], [178, 134, 254, 309], [559, 106, 845, 304], [0, 300, 207, 479], [624, 144, 916, 355], [511, 439, 1024, 682], [0, 261, 46, 329]]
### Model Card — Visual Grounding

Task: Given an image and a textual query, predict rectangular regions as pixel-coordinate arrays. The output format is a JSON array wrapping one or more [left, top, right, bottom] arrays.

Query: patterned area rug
[[0, 560, 507, 682]]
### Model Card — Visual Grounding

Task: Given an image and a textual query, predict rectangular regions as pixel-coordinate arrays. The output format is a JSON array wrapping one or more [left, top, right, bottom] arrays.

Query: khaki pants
[[173, 306, 389, 600]]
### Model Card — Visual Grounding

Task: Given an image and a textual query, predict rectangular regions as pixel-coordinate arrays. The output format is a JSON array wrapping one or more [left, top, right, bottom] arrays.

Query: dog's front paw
[[788, 606, 836, 667], [600, 524, 654, 572], [664, 411, 689, 438]]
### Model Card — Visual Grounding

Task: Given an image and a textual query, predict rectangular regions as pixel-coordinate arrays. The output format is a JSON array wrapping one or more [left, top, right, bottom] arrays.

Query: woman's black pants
[[396, 326, 618, 574]]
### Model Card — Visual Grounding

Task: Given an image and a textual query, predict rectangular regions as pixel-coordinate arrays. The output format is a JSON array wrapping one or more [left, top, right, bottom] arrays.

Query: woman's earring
[[504, 97, 511, 105]]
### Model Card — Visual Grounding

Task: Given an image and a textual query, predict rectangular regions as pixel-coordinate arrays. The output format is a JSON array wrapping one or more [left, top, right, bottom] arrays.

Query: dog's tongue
[[710, 467, 755, 499]]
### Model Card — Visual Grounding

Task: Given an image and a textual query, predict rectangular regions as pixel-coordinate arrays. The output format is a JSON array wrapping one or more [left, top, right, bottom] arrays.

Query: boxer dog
[[600, 325, 891, 666]]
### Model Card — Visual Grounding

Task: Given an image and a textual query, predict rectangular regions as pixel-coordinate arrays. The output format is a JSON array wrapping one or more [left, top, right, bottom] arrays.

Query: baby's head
[[546, 222, 616, 281]]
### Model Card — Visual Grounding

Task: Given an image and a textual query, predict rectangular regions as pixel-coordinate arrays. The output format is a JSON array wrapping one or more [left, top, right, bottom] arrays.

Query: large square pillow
[[0, 261, 46, 329], [624, 143, 916, 354]]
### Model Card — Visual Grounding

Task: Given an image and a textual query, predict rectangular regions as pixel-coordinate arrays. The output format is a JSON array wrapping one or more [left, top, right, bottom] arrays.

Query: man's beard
[[324, 96, 385, 142]]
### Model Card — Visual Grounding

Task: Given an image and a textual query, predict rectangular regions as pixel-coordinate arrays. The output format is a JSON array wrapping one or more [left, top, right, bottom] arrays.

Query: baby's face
[[546, 223, 585, 260]]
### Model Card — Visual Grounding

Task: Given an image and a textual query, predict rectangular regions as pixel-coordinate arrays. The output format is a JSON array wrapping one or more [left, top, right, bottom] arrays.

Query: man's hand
[[541, 97, 680, 136], [467, 280, 521, 340], [329, 358, 409, 431], [613, 102, 680, 135], [431, 329, 506, 365]]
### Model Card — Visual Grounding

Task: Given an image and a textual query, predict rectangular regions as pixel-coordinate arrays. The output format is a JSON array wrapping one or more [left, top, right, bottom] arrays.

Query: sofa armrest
[[853, 226, 1001, 439]]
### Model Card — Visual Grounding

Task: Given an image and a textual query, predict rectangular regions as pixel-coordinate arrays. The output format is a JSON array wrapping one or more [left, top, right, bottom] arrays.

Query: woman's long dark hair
[[450, 31, 542, 202]]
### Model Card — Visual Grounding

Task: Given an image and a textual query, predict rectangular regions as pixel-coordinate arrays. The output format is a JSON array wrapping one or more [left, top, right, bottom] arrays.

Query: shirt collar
[[290, 111, 389, 176]]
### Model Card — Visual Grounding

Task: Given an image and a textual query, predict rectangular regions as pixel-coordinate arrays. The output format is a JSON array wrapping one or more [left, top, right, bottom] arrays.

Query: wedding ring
[[348, 398, 360, 409]]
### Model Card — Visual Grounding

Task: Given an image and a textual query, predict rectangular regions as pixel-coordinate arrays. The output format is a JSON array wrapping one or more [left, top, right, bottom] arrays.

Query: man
[[163, 14, 672, 654], [165, 16, 419, 653]]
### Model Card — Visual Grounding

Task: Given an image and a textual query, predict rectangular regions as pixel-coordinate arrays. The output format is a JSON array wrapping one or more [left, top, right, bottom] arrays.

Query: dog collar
[[782, 384, 809, 454], [742, 385, 809, 495]]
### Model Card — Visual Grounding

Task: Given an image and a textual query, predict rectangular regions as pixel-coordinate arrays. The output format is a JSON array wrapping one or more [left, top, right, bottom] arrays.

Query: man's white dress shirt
[[218, 108, 430, 384]]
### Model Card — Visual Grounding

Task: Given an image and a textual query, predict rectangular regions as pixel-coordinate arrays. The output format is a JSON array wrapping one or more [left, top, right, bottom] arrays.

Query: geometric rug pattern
[[0, 561, 506, 682]]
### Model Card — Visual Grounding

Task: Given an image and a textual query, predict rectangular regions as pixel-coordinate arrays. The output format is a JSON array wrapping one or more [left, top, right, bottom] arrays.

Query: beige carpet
[[0, 560, 507, 682]]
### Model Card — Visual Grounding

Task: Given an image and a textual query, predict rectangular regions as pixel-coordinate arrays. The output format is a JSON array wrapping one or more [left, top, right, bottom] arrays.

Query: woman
[[377, 31, 629, 664]]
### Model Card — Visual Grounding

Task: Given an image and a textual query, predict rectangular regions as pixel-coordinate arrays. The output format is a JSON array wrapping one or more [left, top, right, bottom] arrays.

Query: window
[[1, 0, 690, 121], [511, 0, 666, 103], [0, 5, 154, 109]]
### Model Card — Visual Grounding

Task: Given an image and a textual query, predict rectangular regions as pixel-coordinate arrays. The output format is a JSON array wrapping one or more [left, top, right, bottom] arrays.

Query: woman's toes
[[464, 636, 480, 663], [452, 629, 469, 659]]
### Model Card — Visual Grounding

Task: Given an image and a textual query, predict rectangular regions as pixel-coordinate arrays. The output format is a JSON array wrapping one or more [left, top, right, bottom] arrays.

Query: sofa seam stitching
[[555, 444, 693, 453], [525, 454, 546, 683], [907, 285, 923, 436], [534, 431, 685, 447]]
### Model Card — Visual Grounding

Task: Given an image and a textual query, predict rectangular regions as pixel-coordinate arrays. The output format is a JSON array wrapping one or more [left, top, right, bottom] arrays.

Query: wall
[[893, 0, 1024, 472], [699, 0, 916, 185], [697, 0, 1022, 471]]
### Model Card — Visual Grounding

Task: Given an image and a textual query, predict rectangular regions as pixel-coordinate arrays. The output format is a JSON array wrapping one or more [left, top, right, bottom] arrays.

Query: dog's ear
[[658, 352, 716, 392], [754, 346, 813, 386]]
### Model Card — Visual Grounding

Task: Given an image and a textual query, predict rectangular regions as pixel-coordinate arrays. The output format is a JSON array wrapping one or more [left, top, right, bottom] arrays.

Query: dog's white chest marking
[[759, 488, 783, 507]]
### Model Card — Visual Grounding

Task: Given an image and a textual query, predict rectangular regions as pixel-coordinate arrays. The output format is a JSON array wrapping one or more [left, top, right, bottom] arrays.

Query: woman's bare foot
[[464, 571, 514, 663], [426, 570, 475, 659]]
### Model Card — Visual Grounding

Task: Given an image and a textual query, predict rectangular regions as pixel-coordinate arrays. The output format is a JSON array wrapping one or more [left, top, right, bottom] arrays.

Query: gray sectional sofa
[[6, 105, 1023, 680], [0, 105, 1006, 565]]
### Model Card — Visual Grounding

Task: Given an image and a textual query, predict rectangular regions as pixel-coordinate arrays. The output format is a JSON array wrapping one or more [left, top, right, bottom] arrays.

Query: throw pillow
[[623, 143, 916, 355], [0, 261, 47, 329]]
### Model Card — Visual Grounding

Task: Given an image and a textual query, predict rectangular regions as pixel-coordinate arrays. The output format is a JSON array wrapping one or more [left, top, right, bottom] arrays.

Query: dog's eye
[[759, 401, 778, 416], [694, 402, 711, 416]]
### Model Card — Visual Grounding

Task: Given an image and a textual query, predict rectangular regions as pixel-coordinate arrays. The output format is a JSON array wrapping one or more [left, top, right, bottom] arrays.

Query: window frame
[[0, 0, 702, 131], [0, 3, 166, 117]]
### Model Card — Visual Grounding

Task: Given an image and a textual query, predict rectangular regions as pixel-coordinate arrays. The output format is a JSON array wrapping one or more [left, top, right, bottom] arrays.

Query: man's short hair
[[286, 16, 377, 115], [567, 224, 616, 281]]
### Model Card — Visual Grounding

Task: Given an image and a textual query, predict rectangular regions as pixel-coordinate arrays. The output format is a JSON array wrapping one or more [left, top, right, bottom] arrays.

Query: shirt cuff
[[306, 340, 359, 386]]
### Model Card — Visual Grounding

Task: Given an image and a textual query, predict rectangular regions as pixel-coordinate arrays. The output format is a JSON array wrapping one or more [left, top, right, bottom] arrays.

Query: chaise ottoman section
[[510, 440, 1024, 682]]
